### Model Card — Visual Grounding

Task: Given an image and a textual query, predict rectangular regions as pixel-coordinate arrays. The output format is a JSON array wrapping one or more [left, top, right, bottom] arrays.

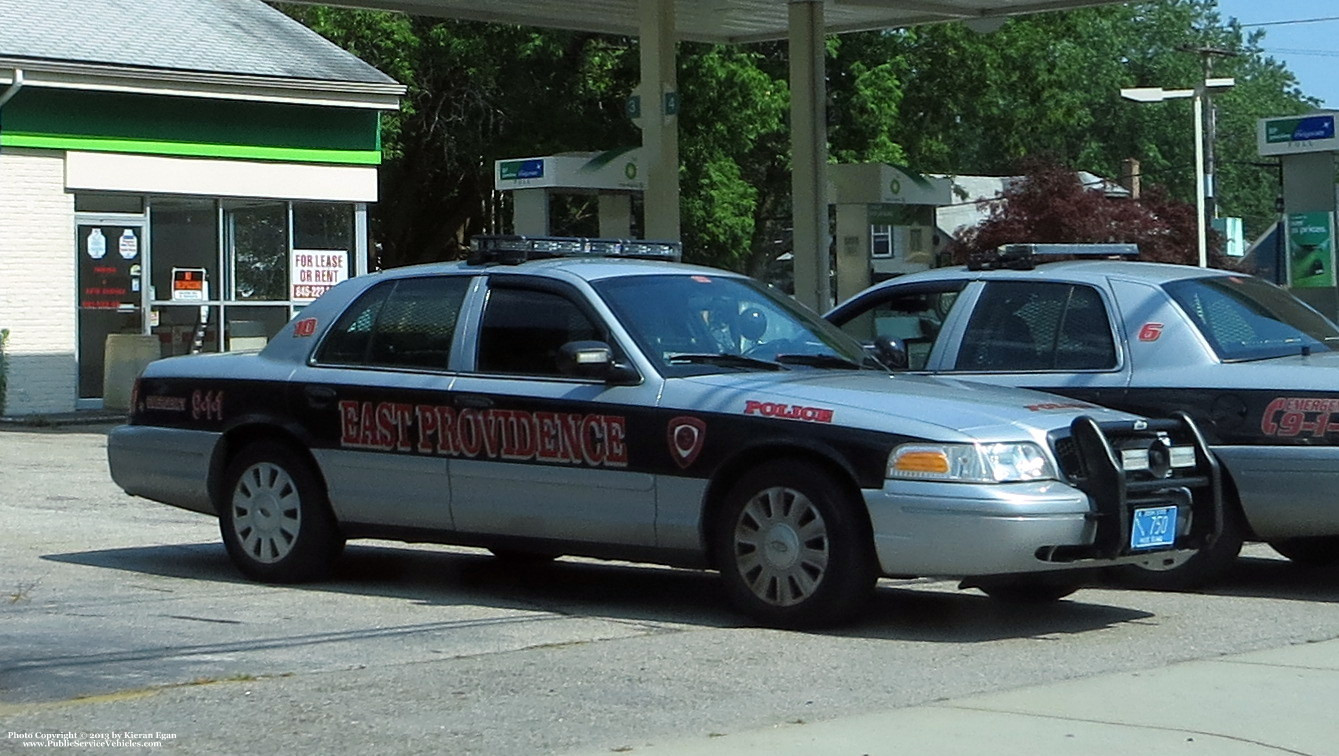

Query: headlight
[[887, 442, 1056, 483]]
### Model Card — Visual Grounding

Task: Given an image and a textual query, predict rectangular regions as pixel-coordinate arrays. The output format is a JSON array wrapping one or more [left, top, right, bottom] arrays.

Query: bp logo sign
[[625, 162, 638, 180]]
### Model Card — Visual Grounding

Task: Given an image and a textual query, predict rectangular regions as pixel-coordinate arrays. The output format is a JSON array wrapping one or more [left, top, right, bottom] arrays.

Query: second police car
[[108, 237, 1219, 627], [828, 243, 1339, 588]]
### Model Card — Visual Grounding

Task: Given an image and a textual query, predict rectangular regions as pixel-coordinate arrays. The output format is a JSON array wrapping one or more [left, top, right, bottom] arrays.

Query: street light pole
[[1121, 77, 1234, 268]]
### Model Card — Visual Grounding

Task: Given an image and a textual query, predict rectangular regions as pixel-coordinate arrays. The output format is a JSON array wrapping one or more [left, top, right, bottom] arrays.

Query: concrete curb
[[0, 411, 125, 428], [571, 638, 1339, 755]]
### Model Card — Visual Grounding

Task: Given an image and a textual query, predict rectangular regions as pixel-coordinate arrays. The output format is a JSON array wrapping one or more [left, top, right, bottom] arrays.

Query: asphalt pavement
[[3, 418, 1338, 755]]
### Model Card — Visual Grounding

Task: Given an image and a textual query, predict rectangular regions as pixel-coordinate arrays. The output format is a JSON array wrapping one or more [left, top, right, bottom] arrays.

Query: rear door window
[[955, 281, 1117, 372], [316, 276, 471, 370]]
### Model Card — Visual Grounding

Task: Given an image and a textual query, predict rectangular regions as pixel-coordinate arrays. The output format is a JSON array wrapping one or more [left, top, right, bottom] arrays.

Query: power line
[[1238, 15, 1339, 29], [1263, 47, 1339, 58]]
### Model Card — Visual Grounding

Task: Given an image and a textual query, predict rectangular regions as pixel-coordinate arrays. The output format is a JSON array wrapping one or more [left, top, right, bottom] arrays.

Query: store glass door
[[77, 221, 146, 399]]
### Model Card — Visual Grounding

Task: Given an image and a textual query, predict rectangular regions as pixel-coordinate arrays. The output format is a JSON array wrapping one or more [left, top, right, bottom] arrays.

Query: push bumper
[[864, 412, 1222, 579]]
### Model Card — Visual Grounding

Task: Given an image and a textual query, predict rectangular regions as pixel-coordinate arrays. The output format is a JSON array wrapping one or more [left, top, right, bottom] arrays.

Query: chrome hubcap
[[732, 486, 829, 607], [232, 462, 301, 564]]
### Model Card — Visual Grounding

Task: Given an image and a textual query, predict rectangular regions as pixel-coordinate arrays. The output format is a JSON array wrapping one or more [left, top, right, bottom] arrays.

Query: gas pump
[[829, 163, 952, 303]]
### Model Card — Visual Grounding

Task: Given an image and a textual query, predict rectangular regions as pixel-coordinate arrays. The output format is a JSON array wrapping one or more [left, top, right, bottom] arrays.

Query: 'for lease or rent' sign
[[291, 249, 348, 302]]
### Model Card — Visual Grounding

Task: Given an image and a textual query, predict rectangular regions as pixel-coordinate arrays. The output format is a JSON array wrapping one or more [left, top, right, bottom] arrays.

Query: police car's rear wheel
[[219, 441, 344, 583], [1268, 536, 1339, 567], [715, 460, 875, 628]]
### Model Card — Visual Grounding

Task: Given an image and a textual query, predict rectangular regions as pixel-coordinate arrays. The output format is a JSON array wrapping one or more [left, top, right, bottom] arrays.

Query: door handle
[[454, 394, 493, 409], [304, 385, 337, 408]]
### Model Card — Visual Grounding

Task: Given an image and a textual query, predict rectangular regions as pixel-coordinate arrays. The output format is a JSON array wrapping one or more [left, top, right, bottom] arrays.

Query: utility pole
[[1182, 46, 1239, 236]]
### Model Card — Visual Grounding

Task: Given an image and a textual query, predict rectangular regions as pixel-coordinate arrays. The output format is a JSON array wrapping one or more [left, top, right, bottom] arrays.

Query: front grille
[[1052, 436, 1085, 481], [1045, 412, 1222, 560]]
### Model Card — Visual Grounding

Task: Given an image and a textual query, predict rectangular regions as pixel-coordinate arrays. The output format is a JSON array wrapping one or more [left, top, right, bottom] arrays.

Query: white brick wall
[[0, 148, 77, 416]]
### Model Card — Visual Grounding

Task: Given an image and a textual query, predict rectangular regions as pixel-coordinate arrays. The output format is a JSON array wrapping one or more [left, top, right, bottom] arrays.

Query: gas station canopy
[[298, 0, 1131, 309], [322, 0, 1124, 43]]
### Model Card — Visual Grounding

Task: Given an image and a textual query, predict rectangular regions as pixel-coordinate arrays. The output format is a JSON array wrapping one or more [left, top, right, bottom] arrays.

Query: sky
[[1214, 0, 1339, 109]]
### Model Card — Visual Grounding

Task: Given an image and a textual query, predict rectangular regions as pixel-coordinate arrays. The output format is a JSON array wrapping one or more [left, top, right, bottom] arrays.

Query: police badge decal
[[667, 416, 707, 469]]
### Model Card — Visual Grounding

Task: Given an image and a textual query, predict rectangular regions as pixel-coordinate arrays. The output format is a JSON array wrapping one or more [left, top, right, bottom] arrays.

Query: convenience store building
[[0, 0, 402, 416]]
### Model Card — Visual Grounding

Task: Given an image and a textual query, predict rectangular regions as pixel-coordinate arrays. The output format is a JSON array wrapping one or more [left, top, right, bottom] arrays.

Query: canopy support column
[[789, 0, 830, 311], [640, 0, 681, 241]]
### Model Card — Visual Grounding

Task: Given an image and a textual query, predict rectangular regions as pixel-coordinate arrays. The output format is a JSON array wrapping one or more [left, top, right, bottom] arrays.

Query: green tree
[[279, 5, 641, 267], [948, 158, 1224, 266], [887, 1, 1315, 243]]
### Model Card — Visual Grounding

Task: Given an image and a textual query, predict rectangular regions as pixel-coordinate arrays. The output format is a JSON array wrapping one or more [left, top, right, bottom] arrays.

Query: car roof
[[361, 256, 749, 284], [889, 259, 1239, 287]]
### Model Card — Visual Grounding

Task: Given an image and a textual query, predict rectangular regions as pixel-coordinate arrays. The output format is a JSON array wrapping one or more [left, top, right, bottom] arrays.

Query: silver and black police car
[[108, 236, 1219, 627], [828, 243, 1339, 588]]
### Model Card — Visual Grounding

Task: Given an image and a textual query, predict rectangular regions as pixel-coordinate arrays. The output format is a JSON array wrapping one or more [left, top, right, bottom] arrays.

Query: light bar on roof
[[469, 235, 683, 265], [968, 243, 1140, 271], [1002, 244, 1140, 258]]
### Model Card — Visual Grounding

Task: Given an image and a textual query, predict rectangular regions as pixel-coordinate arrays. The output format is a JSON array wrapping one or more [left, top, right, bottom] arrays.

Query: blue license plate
[[1131, 505, 1178, 550]]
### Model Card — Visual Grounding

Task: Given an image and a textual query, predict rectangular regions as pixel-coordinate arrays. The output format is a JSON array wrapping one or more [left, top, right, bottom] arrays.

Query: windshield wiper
[[774, 353, 867, 369], [666, 353, 786, 371]]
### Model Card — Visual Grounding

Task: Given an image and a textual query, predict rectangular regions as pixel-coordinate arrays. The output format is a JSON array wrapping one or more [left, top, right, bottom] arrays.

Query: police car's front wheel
[[714, 460, 876, 628], [219, 441, 345, 583]]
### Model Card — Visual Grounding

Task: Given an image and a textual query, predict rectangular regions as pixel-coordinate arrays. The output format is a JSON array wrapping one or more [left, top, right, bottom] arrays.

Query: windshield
[[592, 273, 883, 376], [1164, 274, 1339, 361]]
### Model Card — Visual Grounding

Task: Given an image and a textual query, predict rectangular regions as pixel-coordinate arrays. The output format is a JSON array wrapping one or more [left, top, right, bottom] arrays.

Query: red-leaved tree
[[948, 160, 1231, 268]]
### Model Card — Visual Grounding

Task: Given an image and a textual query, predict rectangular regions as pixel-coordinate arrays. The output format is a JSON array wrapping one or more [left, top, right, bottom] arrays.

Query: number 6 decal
[[1138, 322, 1164, 342]]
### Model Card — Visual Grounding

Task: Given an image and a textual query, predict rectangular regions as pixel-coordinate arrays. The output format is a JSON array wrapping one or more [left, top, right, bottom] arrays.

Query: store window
[[295, 202, 354, 250], [150, 199, 219, 305], [226, 200, 288, 301], [148, 199, 220, 355]]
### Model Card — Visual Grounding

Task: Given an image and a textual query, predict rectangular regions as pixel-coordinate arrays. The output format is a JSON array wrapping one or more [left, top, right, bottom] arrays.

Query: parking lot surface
[[3, 424, 1339, 754]]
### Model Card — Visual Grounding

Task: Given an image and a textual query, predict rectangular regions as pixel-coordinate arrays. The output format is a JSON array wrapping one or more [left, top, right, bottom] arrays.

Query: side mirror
[[872, 335, 909, 370], [557, 340, 640, 384]]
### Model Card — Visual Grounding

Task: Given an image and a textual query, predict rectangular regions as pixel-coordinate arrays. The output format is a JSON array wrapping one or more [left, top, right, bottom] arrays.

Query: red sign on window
[[172, 268, 207, 301]]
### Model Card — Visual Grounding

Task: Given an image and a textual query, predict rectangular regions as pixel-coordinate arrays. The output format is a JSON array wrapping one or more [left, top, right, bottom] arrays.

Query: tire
[[1109, 505, 1244, 591], [1268, 536, 1339, 568], [219, 441, 344, 583], [975, 579, 1080, 603], [713, 459, 876, 629]]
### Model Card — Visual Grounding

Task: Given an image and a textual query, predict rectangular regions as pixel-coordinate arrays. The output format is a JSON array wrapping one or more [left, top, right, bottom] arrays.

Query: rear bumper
[[107, 424, 220, 515]]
